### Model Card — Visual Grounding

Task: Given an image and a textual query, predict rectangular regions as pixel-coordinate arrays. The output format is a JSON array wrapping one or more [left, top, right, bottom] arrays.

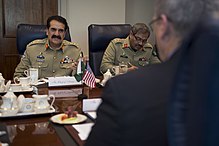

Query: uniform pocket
[[118, 57, 129, 64], [60, 63, 72, 69]]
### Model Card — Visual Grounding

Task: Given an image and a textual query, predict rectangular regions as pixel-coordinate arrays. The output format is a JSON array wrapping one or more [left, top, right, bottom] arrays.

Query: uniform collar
[[122, 36, 150, 52], [122, 36, 131, 49], [45, 38, 65, 52]]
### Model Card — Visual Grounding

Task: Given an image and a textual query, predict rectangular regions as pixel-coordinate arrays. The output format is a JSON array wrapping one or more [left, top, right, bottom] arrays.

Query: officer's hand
[[82, 56, 89, 63], [128, 65, 138, 71], [70, 61, 78, 70]]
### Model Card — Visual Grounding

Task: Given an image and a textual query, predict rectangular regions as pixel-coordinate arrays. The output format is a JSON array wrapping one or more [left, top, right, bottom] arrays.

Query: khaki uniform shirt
[[14, 38, 81, 78], [100, 37, 160, 74]]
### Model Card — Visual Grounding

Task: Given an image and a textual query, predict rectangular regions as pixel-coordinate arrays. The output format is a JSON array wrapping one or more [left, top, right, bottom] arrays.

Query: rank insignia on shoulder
[[28, 39, 45, 46], [114, 38, 123, 44], [72, 42, 78, 46], [114, 38, 121, 42], [68, 42, 79, 48]]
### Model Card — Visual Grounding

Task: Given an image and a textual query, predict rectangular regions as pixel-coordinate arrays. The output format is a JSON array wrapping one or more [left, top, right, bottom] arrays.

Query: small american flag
[[82, 63, 96, 88]]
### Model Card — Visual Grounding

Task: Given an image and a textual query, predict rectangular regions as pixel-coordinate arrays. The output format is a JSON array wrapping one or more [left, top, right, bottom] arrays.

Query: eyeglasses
[[132, 33, 148, 44], [149, 16, 161, 31]]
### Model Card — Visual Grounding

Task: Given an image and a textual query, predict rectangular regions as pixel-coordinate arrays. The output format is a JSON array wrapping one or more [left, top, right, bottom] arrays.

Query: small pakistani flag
[[74, 54, 85, 82]]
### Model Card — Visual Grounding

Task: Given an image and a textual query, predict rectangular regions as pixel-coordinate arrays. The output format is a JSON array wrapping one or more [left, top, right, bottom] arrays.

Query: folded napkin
[[84, 111, 97, 120], [72, 123, 94, 140]]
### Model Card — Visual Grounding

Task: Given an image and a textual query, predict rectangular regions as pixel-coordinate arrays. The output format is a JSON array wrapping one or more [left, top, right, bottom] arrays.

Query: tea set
[[0, 73, 33, 93], [13, 76, 31, 90], [0, 73, 11, 92], [0, 73, 55, 116], [0, 90, 55, 116]]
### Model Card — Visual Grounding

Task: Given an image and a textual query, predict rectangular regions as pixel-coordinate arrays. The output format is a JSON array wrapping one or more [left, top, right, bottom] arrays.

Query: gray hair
[[204, 0, 219, 17], [155, 0, 204, 37], [131, 23, 151, 37]]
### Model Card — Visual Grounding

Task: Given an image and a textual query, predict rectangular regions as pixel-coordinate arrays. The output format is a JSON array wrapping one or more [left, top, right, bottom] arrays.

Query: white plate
[[50, 113, 87, 124], [0, 106, 56, 118]]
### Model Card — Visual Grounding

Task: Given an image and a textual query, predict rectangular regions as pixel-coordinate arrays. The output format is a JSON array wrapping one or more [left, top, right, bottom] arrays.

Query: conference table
[[0, 83, 103, 146]]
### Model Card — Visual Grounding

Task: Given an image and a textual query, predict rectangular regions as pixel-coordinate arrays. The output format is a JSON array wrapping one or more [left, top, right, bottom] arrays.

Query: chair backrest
[[16, 23, 71, 55], [88, 24, 131, 76]]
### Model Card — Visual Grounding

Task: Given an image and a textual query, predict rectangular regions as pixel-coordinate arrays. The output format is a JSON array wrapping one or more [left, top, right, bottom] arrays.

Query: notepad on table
[[82, 98, 102, 120]]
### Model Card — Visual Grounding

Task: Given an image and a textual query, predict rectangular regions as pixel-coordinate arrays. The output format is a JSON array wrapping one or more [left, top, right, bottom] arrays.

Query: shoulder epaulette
[[27, 39, 46, 47], [144, 42, 153, 49], [113, 38, 123, 44], [63, 40, 79, 48]]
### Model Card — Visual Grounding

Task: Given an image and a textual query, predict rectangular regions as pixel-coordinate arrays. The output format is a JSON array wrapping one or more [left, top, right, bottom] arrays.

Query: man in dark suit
[[84, 0, 204, 146], [168, 1, 219, 146]]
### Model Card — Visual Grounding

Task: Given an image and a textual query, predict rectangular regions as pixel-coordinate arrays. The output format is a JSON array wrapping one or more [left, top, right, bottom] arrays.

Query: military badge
[[36, 52, 45, 63], [60, 56, 74, 69], [60, 56, 74, 64], [138, 57, 149, 66]]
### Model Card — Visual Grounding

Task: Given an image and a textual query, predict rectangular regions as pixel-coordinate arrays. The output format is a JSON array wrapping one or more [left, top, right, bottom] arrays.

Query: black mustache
[[52, 35, 61, 39]]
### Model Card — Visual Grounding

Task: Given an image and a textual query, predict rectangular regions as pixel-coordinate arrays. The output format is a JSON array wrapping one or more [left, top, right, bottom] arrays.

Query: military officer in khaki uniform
[[100, 23, 160, 74], [14, 15, 81, 79]]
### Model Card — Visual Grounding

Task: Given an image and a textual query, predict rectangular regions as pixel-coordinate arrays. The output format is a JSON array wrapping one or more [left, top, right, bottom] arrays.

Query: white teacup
[[112, 66, 120, 75], [24, 68, 38, 85], [14, 76, 31, 90]]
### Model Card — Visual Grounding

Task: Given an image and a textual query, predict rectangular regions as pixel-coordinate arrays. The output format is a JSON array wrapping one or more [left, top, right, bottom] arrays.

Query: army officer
[[100, 23, 160, 74], [14, 15, 81, 79]]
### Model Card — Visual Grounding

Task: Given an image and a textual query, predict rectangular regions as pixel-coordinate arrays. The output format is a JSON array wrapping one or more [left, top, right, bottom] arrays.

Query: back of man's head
[[205, 0, 219, 18], [155, 0, 204, 37]]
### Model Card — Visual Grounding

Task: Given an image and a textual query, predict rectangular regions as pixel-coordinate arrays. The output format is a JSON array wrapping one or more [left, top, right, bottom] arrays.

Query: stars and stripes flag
[[82, 62, 96, 88]]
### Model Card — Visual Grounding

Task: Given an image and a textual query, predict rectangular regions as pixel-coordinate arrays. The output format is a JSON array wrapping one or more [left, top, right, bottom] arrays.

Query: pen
[[128, 62, 133, 67]]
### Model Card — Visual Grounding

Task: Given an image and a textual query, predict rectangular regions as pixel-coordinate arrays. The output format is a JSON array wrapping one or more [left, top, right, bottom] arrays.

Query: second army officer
[[100, 23, 160, 74]]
